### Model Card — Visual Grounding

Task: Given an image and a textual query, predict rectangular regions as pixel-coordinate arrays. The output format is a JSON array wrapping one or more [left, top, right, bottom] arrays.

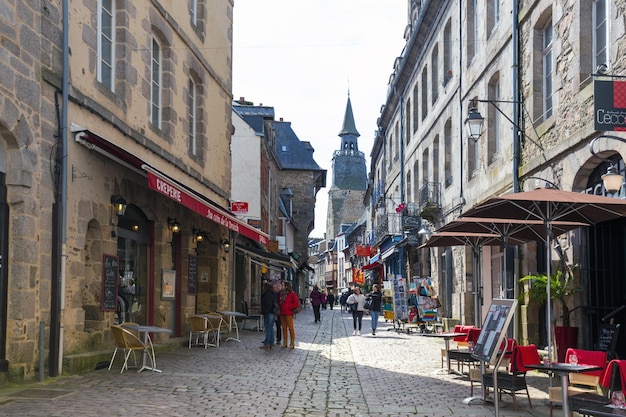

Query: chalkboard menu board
[[596, 323, 620, 360], [101, 254, 119, 311], [188, 254, 197, 295], [472, 299, 517, 366]]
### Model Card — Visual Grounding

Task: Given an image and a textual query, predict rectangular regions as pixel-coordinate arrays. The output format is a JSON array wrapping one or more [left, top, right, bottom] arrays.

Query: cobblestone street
[[0, 308, 558, 417]]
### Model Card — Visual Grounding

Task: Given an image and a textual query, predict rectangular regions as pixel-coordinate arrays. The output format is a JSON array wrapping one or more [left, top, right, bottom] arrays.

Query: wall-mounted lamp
[[589, 134, 626, 194], [417, 223, 432, 237], [193, 227, 205, 243], [220, 238, 230, 253], [111, 195, 127, 216], [132, 224, 140, 232], [465, 107, 484, 142], [168, 217, 181, 234]]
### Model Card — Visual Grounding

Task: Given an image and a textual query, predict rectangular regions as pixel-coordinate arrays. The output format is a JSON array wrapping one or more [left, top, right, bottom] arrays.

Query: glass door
[[116, 205, 149, 324]]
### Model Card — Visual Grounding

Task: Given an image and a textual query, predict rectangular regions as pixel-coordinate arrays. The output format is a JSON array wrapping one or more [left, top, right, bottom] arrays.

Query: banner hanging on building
[[594, 80, 626, 131]]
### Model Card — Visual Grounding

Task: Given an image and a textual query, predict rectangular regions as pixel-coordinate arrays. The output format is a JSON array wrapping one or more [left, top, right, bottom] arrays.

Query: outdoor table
[[527, 362, 604, 417], [447, 348, 481, 373], [216, 311, 246, 342], [418, 332, 467, 373], [579, 404, 626, 416], [121, 324, 172, 372]]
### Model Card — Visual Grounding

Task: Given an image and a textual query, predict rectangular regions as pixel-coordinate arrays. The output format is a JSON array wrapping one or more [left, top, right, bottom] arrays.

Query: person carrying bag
[[346, 287, 366, 336]]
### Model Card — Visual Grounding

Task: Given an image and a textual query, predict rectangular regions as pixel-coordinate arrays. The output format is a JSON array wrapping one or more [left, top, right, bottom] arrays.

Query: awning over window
[[235, 244, 292, 269], [361, 253, 382, 271], [144, 166, 268, 244], [74, 127, 269, 245]]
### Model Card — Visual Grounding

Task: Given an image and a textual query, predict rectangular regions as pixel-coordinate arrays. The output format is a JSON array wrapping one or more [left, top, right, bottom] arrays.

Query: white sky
[[232, 1, 408, 238]]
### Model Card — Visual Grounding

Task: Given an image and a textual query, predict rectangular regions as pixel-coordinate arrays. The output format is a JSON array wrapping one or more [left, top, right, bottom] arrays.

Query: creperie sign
[[147, 172, 268, 244]]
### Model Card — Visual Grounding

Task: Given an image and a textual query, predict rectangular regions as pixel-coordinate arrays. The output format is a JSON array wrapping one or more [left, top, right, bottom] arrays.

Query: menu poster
[[162, 269, 176, 300], [472, 299, 517, 365], [188, 254, 198, 295], [101, 254, 119, 311]]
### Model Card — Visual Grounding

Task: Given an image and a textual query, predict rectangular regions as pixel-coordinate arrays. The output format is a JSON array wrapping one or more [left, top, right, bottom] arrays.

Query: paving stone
[[0, 308, 558, 416]]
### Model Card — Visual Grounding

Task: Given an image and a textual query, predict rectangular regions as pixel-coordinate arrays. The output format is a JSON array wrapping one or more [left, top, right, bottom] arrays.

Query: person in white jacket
[[346, 287, 366, 336]]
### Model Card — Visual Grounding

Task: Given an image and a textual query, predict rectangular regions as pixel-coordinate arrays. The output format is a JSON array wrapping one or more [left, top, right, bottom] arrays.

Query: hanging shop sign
[[594, 80, 626, 131]]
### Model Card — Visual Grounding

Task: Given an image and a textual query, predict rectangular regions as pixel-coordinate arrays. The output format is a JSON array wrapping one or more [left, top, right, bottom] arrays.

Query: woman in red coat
[[279, 281, 299, 349]]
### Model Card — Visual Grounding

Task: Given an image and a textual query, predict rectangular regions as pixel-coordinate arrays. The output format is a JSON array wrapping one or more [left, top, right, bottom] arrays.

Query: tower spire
[[338, 95, 360, 137]]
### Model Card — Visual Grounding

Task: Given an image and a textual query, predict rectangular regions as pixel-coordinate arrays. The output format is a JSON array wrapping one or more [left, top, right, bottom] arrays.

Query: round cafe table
[[217, 311, 247, 342]]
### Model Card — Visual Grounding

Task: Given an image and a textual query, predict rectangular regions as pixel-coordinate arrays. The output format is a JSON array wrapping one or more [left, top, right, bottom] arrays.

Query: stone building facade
[[368, 0, 626, 355], [0, 0, 282, 382]]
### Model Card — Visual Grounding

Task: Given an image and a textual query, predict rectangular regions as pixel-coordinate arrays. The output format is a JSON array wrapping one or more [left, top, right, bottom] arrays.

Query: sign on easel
[[472, 299, 517, 366]]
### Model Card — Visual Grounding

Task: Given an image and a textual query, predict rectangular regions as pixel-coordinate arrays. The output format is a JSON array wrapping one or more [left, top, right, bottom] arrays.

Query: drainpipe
[[60, 0, 70, 374], [512, 0, 520, 193], [51, 0, 69, 377]]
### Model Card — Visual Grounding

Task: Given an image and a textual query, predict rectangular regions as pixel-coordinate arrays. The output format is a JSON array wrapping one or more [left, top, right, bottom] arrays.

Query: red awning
[[74, 128, 268, 245], [361, 262, 382, 271], [144, 166, 268, 245]]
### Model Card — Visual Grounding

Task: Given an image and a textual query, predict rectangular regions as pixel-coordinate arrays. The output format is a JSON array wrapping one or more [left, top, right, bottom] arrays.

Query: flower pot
[[555, 325, 579, 363]]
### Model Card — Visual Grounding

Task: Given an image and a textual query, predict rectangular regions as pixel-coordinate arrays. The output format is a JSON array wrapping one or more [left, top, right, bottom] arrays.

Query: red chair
[[442, 325, 474, 368], [549, 349, 607, 417]]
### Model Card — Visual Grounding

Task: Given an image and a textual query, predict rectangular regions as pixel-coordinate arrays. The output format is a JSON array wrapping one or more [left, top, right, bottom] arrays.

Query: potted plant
[[520, 260, 580, 362]]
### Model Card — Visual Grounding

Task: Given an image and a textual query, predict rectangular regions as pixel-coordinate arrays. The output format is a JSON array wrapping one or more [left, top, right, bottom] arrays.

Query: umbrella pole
[[546, 225, 552, 362], [473, 246, 481, 327]]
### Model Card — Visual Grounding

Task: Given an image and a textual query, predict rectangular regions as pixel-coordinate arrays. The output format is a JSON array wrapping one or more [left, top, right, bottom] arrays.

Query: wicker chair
[[108, 325, 155, 373]]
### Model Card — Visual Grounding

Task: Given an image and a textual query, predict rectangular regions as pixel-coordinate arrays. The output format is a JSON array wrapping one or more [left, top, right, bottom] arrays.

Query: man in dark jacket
[[310, 286, 323, 323]]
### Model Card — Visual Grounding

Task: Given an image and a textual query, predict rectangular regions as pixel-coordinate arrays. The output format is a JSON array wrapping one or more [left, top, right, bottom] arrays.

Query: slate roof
[[338, 96, 360, 137], [233, 104, 275, 136], [272, 120, 324, 171]]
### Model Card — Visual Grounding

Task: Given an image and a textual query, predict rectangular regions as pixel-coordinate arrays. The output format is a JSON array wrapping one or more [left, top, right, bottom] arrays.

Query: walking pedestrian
[[366, 284, 383, 335], [260, 282, 276, 349], [273, 282, 282, 345], [346, 287, 366, 336], [321, 290, 327, 309], [310, 285, 323, 323], [339, 292, 348, 313], [279, 281, 299, 348], [327, 292, 335, 310]]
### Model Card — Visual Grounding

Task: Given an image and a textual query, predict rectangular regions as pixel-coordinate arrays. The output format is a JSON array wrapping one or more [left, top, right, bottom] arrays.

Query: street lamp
[[465, 107, 484, 142], [589, 134, 626, 194], [464, 100, 522, 193]]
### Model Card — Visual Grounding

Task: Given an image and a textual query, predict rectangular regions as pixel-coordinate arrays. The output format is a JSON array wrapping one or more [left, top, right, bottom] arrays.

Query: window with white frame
[[413, 84, 419, 133], [405, 99, 411, 145], [413, 160, 419, 199], [487, 0, 499, 36], [487, 74, 500, 163], [191, 0, 198, 26], [431, 45, 439, 104], [466, 0, 477, 64], [97, 0, 115, 91], [444, 119, 452, 187], [188, 77, 197, 156], [443, 20, 452, 84], [151, 37, 162, 128], [421, 67, 428, 120], [542, 20, 553, 121], [432, 135, 439, 186], [593, 0, 608, 71]]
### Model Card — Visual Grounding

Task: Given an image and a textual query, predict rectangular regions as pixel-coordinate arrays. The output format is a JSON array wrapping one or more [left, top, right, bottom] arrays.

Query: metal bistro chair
[[188, 315, 210, 349], [205, 312, 228, 347], [108, 325, 155, 373], [241, 300, 262, 331], [483, 343, 540, 410]]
